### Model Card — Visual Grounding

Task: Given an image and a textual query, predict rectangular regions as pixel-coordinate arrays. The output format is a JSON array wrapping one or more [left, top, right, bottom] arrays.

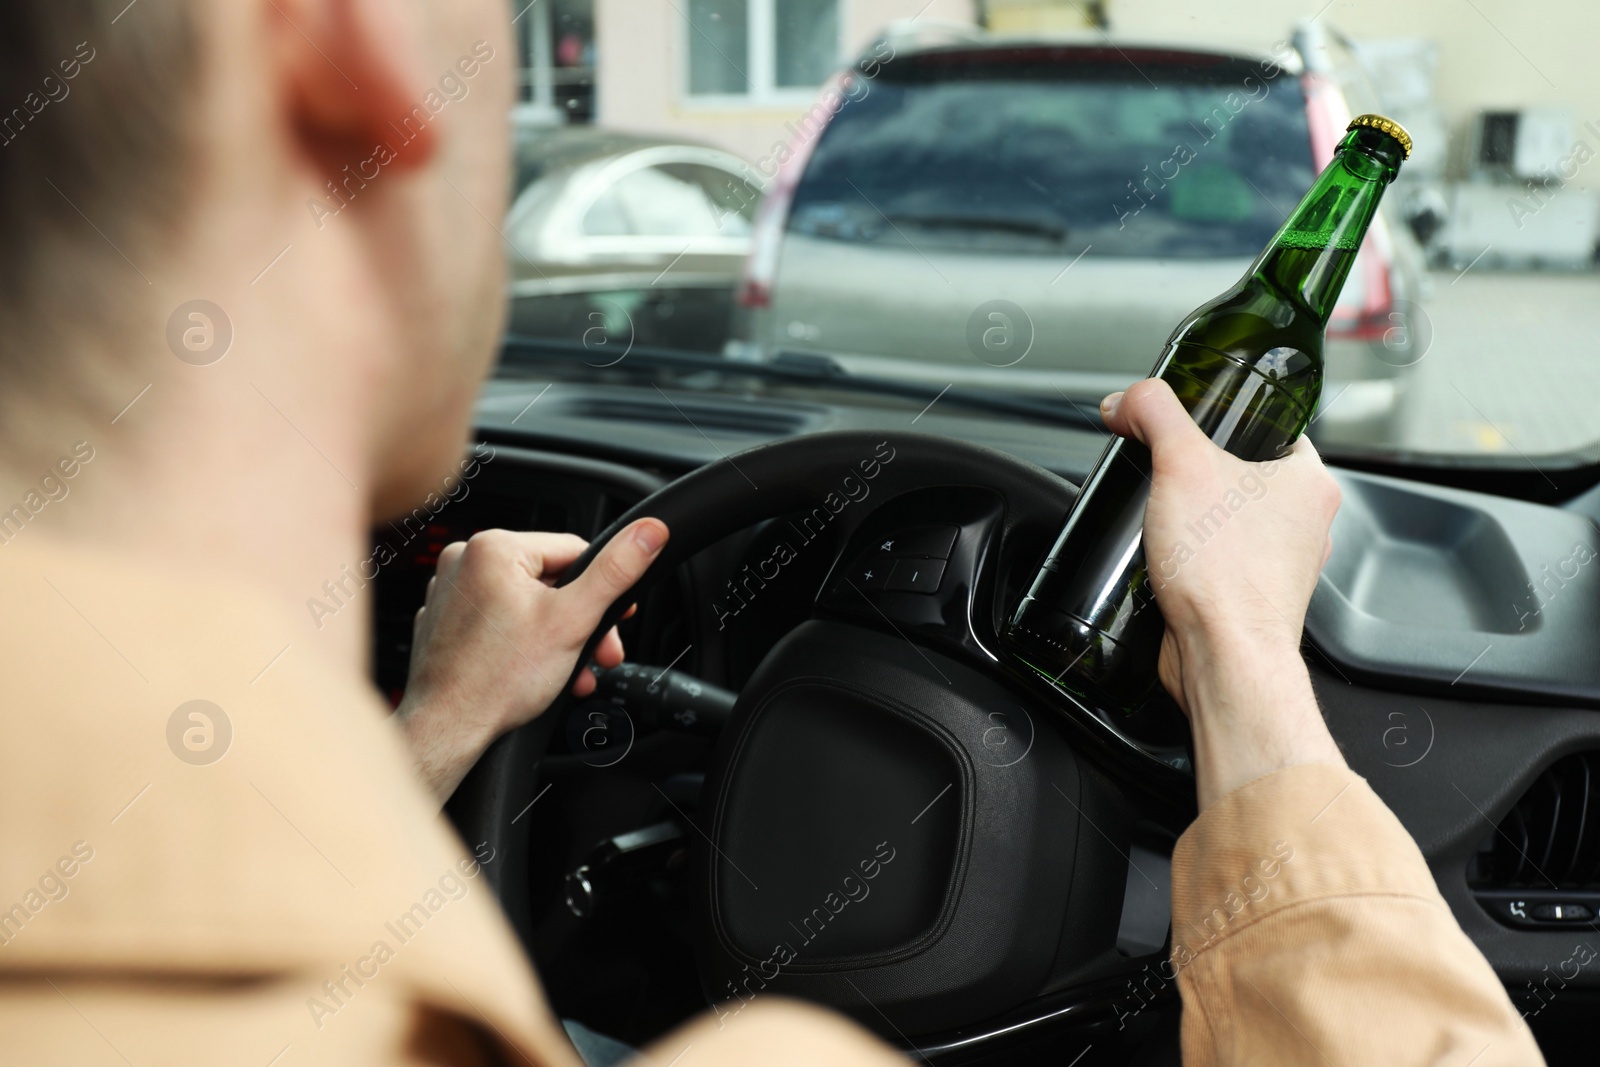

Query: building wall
[[595, 0, 1598, 186], [983, 0, 1101, 33], [594, 0, 977, 164], [1107, 0, 1599, 185]]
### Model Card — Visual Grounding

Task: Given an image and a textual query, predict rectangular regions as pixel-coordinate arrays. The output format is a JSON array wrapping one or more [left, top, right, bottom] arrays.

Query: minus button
[[887, 558, 945, 594]]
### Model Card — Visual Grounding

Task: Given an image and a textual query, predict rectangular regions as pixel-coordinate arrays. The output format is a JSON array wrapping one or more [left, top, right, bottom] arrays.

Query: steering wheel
[[448, 431, 1195, 1053]]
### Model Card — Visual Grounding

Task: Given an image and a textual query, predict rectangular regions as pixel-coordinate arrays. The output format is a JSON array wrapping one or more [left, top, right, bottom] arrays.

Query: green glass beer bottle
[[1003, 114, 1411, 713]]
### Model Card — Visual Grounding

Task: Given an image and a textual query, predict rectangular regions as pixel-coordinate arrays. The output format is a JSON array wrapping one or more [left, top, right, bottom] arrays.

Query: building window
[[773, 0, 838, 87], [513, 0, 595, 125], [686, 0, 841, 101]]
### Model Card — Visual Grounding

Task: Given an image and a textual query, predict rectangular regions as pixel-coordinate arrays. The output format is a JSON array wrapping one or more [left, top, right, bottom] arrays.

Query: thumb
[[1101, 378, 1210, 461], [560, 518, 669, 637]]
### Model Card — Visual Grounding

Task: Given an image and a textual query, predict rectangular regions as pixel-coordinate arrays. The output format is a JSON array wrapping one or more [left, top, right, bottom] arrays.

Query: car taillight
[[736, 70, 850, 309], [1301, 71, 1349, 168], [737, 183, 789, 309]]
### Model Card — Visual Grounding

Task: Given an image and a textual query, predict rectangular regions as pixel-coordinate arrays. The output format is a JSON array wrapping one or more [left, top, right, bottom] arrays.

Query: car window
[[583, 163, 759, 238], [788, 56, 1315, 258]]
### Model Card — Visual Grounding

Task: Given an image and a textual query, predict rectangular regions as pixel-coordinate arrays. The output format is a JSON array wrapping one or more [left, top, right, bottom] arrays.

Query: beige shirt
[[1170, 763, 1545, 1065], [0, 537, 1547, 1065], [0, 537, 573, 1066]]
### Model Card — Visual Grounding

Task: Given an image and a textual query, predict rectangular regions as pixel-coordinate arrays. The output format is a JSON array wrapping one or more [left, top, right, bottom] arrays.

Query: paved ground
[[1397, 269, 1600, 462]]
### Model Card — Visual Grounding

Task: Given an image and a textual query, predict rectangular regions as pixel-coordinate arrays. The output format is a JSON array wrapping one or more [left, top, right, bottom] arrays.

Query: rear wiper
[[498, 335, 1101, 432], [884, 212, 1067, 241]]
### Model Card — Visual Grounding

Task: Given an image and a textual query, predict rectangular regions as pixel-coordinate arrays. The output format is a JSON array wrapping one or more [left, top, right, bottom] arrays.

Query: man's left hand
[[394, 520, 669, 801]]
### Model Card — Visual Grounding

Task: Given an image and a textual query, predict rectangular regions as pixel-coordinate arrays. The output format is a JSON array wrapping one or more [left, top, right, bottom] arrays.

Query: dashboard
[[372, 378, 1600, 1063]]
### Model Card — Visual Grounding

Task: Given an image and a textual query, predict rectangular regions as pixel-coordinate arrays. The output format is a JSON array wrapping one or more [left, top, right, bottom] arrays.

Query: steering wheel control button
[[888, 558, 945, 594], [854, 555, 892, 591], [893, 525, 960, 559]]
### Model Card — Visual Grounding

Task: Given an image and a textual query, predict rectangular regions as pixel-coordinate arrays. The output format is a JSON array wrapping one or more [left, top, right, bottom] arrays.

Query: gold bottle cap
[[1347, 113, 1412, 159]]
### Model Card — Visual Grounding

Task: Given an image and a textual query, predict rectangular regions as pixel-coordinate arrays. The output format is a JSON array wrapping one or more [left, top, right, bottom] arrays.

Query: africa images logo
[[165, 300, 233, 366], [0, 441, 95, 548], [165, 700, 232, 766]]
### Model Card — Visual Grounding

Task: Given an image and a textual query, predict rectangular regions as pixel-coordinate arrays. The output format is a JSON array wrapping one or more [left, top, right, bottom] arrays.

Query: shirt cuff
[[1169, 762, 1444, 971]]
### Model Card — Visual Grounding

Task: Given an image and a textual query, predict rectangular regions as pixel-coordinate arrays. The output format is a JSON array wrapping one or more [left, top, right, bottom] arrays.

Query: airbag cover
[[698, 620, 1081, 1036]]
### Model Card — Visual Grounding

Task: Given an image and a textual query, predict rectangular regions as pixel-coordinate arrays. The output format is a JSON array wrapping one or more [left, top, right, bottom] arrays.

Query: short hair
[[0, 1, 195, 385]]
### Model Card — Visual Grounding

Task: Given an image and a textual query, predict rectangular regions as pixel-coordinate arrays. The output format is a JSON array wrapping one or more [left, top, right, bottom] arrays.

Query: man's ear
[[272, 0, 437, 180]]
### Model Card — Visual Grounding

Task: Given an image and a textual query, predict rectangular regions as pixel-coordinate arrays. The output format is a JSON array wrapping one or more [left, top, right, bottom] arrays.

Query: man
[[0, 1, 1545, 1064]]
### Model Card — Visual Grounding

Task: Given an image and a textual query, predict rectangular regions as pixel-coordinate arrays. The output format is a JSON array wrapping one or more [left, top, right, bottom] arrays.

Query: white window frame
[[681, 0, 842, 108]]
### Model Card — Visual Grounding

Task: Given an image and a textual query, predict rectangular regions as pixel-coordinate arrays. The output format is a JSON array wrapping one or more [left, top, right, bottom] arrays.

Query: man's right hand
[[1100, 379, 1346, 809]]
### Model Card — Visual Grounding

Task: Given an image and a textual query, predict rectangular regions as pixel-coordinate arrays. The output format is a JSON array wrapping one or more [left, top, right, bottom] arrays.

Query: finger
[[559, 518, 669, 637], [470, 531, 591, 582], [437, 540, 468, 578], [572, 668, 597, 698], [517, 531, 592, 580], [621, 603, 638, 621], [593, 626, 625, 668], [1287, 432, 1326, 469], [1323, 534, 1334, 569], [1283, 436, 1342, 522], [1102, 378, 1212, 461], [1098, 390, 1123, 428]]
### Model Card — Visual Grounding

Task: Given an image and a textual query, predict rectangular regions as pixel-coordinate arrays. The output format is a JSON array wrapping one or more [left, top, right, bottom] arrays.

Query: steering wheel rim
[[445, 430, 1193, 1037]]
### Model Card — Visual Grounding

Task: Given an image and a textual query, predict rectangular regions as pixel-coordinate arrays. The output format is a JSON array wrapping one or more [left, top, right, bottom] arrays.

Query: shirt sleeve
[[1169, 762, 1546, 1067]]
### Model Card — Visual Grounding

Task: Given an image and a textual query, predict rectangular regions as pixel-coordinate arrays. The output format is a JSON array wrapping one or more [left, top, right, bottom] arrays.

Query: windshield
[[788, 55, 1316, 259], [494, 4, 1600, 472]]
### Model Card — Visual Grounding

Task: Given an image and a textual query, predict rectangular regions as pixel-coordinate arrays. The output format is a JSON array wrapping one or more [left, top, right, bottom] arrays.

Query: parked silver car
[[727, 33, 1427, 450], [505, 128, 764, 353]]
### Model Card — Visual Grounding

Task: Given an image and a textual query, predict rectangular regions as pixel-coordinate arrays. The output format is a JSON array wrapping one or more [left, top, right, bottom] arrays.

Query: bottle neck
[[1252, 126, 1405, 325]]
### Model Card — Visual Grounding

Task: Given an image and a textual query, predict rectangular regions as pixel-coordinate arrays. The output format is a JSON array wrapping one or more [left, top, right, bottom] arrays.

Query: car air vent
[[557, 395, 821, 437], [1470, 751, 1600, 929], [1474, 752, 1600, 889]]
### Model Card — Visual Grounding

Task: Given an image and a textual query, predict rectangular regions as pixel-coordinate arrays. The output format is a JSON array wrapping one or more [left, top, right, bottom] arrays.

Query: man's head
[[0, 0, 514, 519]]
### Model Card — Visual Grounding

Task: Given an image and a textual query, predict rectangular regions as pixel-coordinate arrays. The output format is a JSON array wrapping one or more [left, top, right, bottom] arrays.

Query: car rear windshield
[[787, 48, 1316, 259]]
